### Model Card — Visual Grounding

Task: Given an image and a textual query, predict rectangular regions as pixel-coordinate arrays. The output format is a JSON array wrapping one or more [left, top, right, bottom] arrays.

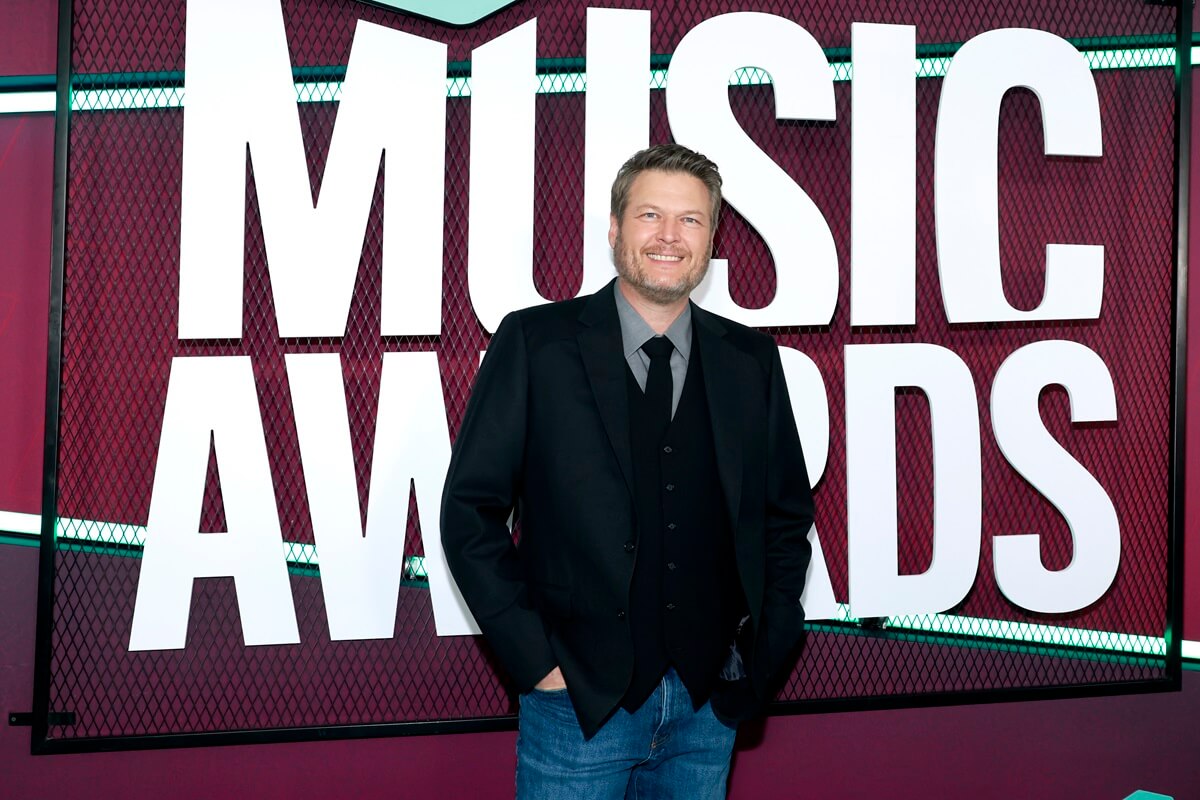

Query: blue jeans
[[516, 669, 737, 799]]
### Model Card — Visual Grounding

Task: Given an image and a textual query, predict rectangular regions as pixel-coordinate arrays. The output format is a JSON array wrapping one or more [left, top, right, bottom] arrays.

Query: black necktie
[[641, 336, 674, 430]]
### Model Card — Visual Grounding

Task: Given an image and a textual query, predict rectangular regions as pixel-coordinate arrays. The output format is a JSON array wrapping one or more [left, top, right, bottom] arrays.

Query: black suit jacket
[[441, 281, 814, 737]]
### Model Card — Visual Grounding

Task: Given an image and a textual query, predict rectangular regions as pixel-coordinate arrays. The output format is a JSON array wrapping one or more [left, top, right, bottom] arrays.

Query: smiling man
[[442, 144, 815, 799]]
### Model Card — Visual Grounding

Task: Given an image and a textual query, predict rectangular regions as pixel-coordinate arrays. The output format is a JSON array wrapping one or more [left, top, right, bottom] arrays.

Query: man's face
[[609, 169, 714, 306]]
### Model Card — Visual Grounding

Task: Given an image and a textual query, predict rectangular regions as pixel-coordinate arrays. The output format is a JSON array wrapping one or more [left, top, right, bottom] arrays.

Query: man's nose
[[657, 218, 681, 242]]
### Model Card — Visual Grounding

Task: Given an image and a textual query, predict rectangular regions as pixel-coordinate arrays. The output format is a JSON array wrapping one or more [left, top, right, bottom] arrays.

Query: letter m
[[178, 0, 446, 339]]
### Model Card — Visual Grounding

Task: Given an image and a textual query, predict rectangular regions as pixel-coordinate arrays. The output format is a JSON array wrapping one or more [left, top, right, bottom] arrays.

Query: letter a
[[129, 357, 299, 650]]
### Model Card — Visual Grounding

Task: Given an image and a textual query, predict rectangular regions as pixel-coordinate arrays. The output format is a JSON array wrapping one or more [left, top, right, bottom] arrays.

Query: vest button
[[616, 609, 626, 620], [623, 541, 635, 553], [666, 523, 677, 531], [666, 603, 676, 611], [665, 483, 675, 492], [663, 445, 673, 454], [667, 562, 677, 570]]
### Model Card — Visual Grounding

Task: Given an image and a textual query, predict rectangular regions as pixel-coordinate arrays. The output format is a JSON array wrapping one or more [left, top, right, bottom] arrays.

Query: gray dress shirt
[[613, 282, 692, 418]]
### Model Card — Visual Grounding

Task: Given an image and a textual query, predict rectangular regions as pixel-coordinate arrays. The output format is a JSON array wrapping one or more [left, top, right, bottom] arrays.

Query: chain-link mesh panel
[[47, 0, 1178, 743]]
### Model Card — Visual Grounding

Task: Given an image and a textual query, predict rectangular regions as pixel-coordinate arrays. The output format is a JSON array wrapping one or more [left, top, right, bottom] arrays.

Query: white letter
[[779, 347, 829, 488], [471, 12, 652, 331], [468, 20, 541, 333], [667, 12, 838, 327], [179, 6, 446, 338], [779, 347, 837, 620], [851, 23, 916, 326], [288, 351, 477, 638], [582, 8, 650, 295], [846, 343, 981, 618], [991, 340, 1119, 613], [935, 28, 1103, 323], [130, 357, 299, 650]]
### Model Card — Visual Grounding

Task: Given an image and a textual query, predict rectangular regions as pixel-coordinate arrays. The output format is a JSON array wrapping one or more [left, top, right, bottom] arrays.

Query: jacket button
[[665, 483, 675, 492], [663, 445, 673, 454], [666, 603, 676, 611], [667, 562, 676, 570], [616, 610, 626, 620], [666, 523, 677, 531], [623, 541, 635, 553]]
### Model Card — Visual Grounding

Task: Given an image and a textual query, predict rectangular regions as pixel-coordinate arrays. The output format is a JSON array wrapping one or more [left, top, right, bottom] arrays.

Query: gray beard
[[612, 234, 710, 305]]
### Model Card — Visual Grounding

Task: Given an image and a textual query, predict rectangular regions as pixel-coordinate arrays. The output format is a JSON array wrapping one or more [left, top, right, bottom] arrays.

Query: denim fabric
[[516, 669, 737, 800]]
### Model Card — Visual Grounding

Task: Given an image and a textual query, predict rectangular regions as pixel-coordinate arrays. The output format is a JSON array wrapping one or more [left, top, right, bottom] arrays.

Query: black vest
[[621, 338, 745, 712]]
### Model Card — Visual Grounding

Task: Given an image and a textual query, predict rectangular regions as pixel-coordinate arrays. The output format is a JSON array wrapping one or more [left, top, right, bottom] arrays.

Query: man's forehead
[[626, 170, 712, 210]]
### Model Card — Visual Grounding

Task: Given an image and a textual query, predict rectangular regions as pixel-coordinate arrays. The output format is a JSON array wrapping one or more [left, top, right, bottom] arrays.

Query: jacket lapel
[[577, 283, 636, 494], [693, 304, 746, 530]]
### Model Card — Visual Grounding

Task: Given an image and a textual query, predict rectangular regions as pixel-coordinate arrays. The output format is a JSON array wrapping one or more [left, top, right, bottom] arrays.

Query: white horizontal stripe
[[0, 509, 40, 534]]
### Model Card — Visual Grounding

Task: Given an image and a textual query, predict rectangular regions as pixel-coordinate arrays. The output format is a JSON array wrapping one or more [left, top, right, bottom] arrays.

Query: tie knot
[[641, 336, 674, 361]]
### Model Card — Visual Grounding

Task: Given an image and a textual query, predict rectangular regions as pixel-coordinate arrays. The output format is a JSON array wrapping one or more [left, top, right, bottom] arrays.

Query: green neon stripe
[[73, 85, 184, 111], [1085, 47, 1179, 70], [0, 74, 55, 91], [0, 531, 39, 548], [0, 43, 1177, 114]]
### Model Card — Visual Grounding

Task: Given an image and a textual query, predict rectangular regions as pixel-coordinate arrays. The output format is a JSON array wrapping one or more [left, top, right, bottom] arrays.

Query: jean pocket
[[521, 686, 577, 727]]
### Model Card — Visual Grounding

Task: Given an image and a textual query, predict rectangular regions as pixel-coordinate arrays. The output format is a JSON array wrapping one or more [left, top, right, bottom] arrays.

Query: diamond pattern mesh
[[46, 0, 1178, 744]]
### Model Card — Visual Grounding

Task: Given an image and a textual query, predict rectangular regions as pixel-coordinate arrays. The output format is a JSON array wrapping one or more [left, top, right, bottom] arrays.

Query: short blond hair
[[610, 143, 723, 230]]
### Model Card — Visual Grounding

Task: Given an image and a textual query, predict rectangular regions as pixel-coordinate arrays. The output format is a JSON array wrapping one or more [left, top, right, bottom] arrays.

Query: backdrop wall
[[0, 1, 1196, 797]]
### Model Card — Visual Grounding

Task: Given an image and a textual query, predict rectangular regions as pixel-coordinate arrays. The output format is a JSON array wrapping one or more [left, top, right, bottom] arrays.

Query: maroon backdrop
[[0, 114, 52, 515], [29, 0, 1183, 743]]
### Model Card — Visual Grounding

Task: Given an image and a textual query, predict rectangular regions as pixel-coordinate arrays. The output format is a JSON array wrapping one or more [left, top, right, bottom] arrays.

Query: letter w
[[287, 352, 478, 639]]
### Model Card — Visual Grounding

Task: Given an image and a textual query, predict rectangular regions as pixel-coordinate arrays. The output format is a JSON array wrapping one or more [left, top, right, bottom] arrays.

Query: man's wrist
[[534, 666, 566, 691]]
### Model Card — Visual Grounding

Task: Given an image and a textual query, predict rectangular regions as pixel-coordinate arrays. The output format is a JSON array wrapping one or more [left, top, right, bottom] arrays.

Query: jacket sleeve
[[440, 311, 557, 692], [758, 343, 815, 685]]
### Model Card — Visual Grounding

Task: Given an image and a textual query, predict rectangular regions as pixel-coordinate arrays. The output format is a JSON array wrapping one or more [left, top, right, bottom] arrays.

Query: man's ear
[[608, 214, 618, 249]]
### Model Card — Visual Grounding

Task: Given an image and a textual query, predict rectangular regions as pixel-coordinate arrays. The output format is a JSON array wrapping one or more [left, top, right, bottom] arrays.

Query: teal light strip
[[73, 85, 184, 111], [363, 0, 520, 27], [1085, 46, 1180, 70], [0, 43, 1187, 115]]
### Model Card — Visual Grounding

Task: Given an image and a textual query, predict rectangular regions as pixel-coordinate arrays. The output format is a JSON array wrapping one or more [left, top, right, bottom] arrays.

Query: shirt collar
[[613, 281, 693, 362]]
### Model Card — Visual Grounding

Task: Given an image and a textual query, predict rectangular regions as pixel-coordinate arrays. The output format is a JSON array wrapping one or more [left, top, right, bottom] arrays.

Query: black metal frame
[[1165, 0, 1192, 690], [31, 0, 1190, 754], [31, 0, 76, 757]]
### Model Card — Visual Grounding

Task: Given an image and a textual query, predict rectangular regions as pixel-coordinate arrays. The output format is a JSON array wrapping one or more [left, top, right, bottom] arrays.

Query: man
[[441, 144, 814, 798]]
